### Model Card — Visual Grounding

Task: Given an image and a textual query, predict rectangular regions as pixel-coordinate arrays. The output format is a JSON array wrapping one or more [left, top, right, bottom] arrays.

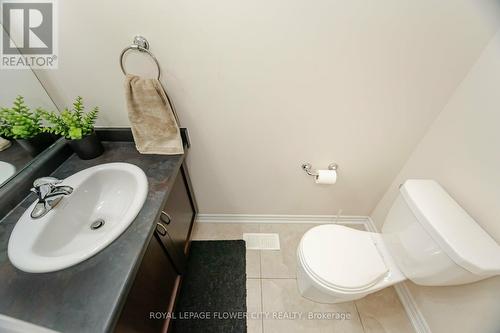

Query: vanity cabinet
[[115, 234, 178, 333], [155, 167, 196, 273], [115, 164, 197, 333]]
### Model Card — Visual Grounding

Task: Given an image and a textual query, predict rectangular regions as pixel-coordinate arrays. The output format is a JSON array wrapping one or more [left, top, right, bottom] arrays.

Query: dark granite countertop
[[0, 142, 184, 333]]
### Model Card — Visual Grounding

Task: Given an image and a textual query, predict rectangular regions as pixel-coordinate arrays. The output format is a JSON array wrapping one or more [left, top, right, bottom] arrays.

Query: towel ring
[[120, 36, 161, 80]]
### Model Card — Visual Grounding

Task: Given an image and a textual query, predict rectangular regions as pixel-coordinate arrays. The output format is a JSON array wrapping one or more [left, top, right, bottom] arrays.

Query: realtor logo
[[1, 0, 57, 69]]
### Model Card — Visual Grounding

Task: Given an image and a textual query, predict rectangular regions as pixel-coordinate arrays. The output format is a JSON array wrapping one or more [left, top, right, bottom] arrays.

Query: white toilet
[[297, 179, 500, 303]]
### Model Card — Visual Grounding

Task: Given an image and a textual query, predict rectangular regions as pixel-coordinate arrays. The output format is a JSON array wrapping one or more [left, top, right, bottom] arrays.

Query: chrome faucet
[[30, 177, 73, 219]]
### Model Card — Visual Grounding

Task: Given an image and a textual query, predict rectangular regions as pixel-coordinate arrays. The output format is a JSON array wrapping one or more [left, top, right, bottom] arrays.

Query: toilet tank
[[382, 179, 500, 286]]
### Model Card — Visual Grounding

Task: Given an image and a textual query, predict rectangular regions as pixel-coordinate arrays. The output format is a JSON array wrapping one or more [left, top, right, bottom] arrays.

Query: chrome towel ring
[[120, 35, 161, 80]]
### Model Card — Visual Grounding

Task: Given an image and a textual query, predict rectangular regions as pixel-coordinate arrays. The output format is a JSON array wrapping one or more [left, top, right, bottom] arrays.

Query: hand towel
[[0, 137, 11, 151], [124, 75, 184, 155]]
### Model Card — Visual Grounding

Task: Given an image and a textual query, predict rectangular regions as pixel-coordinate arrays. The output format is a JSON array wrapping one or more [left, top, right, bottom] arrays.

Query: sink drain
[[90, 219, 105, 230]]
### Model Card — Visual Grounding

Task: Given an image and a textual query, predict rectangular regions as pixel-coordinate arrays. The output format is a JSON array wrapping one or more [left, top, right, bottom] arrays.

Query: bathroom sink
[[8, 163, 148, 273], [0, 161, 16, 184]]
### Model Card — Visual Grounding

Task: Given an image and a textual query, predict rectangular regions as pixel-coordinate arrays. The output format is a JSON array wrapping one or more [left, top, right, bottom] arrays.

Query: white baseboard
[[394, 283, 432, 333], [196, 213, 369, 225], [196, 214, 430, 333], [364, 216, 379, 232]]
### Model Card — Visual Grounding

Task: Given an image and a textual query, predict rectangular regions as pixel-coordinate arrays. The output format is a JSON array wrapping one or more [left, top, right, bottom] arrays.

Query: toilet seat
[[298, 225, 389, 292]]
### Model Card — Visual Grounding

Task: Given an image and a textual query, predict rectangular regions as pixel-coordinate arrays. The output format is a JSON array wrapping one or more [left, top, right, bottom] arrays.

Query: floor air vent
[[243, 233, 280, 250]]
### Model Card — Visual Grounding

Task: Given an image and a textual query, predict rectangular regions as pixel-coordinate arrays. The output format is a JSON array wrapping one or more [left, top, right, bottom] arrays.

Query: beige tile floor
[[191, 222, 415, 333]]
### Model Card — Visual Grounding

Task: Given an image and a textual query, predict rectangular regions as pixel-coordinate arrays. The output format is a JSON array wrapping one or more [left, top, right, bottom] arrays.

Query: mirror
[[0, 26, 59, 187]]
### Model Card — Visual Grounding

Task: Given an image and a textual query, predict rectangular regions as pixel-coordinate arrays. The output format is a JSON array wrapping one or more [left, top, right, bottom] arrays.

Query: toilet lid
[[299, 225, 389, 291]]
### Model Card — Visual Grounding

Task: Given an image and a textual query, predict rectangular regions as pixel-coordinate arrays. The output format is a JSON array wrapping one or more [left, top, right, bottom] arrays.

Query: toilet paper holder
[[301, 162, 338, 177]]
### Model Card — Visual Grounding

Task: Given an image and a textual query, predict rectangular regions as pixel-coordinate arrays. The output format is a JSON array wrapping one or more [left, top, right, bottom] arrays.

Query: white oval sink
[[0, 161, 16, 184], [8, 163, 148, 273]]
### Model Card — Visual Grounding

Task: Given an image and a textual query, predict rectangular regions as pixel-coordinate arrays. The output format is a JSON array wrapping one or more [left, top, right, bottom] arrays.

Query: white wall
[[372, 30, 500, 333], [35, 0, 500, 215]]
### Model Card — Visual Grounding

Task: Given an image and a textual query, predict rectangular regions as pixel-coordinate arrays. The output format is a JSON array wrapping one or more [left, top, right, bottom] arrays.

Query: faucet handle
[[31, 177, 63, 200], [33, 177, 62, 188]]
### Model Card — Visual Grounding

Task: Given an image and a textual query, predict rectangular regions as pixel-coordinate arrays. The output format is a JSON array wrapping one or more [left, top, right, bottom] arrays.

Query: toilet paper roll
[[315, 169, 337, 184]]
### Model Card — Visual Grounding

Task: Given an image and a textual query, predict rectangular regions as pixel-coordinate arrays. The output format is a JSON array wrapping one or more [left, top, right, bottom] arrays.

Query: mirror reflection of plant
[[39, 96, 99, 140], [0, 95, 43, 139]]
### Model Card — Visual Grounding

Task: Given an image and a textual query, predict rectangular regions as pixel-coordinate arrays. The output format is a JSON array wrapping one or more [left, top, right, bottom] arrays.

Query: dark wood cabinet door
[[116, 164, 197, 332], [114, 235, 178, 333], [158, 169, 195, 272]]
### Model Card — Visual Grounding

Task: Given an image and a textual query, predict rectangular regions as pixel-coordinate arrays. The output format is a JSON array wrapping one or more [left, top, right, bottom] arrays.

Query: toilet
[[297, 179, 500, 303]]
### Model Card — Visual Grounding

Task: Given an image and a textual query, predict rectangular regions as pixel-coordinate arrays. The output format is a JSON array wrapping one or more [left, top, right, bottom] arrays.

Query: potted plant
[[0, 96, 55, 157], [40, 96, 104, 160]]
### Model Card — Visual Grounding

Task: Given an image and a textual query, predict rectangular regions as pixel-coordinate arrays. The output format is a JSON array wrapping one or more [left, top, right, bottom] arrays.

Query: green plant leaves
[[0, 96, 42, 139], [0, 96, 99, 140], [68, 127, 83, 140], [39, 96, 99, 140]]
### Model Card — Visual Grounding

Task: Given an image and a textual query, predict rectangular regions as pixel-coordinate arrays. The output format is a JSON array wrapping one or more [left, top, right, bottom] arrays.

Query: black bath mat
[[171, 240, 247, 333]]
